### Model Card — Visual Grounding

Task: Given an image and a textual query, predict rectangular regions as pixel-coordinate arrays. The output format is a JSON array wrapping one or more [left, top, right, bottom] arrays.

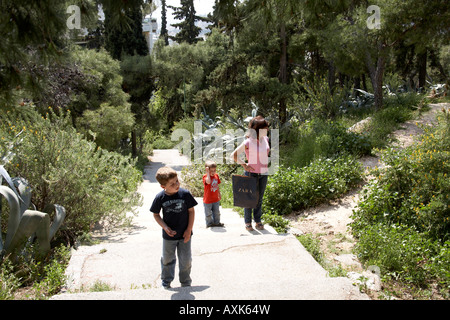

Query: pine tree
[[168, 0, 203, 44], [0, 0, 68, 106], [211, 0, 242, 37]]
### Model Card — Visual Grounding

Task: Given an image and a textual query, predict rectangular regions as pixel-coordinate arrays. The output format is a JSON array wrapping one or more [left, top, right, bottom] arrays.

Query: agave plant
[[0, 165, 66, 259], [188, 107, 250, 163]]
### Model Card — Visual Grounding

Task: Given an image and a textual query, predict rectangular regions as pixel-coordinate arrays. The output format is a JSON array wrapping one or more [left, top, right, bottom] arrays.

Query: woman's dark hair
[[248, 115, 269, 139]]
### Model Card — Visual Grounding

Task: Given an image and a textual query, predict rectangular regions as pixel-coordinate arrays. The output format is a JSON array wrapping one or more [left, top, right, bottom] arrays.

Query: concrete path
[[51, 149, 368, 300]]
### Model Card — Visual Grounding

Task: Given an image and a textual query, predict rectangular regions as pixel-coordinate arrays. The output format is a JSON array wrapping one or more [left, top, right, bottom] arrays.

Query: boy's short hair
[[156, 166, 178, 185], [205, 160, 217, 168]]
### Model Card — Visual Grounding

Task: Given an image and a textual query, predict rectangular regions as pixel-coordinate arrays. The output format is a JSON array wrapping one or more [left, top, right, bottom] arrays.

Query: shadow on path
[[167, 285, 211, 300]]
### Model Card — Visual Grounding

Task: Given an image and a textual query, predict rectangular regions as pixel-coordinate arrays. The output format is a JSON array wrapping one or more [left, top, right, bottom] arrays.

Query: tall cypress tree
[[104, 0, 149, 60], [159, 0, 169, 46], [102, 0, 151, 156], [168, 0, 203, 44]]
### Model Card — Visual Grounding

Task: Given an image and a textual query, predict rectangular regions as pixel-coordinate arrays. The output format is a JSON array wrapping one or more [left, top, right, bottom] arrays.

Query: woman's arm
[[230, 141, 254, 172]]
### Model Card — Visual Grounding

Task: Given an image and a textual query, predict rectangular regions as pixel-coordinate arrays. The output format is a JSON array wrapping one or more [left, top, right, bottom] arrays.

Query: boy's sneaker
[[162, 282, 171, 289], [213, 223, 224, 227]]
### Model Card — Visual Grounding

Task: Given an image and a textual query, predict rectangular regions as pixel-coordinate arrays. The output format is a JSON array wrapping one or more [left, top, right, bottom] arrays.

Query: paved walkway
[[51, 149, 368, 300]]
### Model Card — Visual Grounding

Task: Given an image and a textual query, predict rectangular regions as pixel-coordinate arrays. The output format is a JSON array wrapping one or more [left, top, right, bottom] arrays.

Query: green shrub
[[364, 98, 420, 148], [31, 244, 71, 298], [262, 213, 290, 233], [2, 108, 142, 241], [88, 280, 116, 292], [0, 243, 70, 299], [353, 223, 448, 287], [152, 135, 177, 149], [294, 76, 347, 119], [352, 109, 450, 289], [263, 155, 363, 215], [76, 102, 135, 151], [287, 119, 372, 168], [353, 110, 450, 241], [0, 258, 21, 299]]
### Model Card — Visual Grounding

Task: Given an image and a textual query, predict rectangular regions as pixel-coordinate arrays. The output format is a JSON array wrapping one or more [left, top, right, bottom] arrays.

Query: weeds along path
[[53, 149, 368, 300], [286, 102, 450, 295]]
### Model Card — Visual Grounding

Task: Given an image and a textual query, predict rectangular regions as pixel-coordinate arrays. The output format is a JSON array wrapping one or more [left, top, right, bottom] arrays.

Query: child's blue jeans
[[161, 238, 192, 287], [244, 171, 268, 224], [204, 201, 221, 226]]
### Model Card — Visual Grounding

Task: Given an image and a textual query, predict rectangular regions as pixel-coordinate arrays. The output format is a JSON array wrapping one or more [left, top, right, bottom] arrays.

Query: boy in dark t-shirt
[[150, 166, 197, 289]]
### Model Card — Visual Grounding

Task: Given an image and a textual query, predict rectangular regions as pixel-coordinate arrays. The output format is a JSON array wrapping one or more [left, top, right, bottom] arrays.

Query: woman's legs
[[243, 172, 268, 225], [253, 174, 268, 223]]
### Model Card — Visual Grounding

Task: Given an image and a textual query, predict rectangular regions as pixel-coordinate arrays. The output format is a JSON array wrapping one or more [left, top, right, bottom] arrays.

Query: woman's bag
[[232, 174, 259, 208]]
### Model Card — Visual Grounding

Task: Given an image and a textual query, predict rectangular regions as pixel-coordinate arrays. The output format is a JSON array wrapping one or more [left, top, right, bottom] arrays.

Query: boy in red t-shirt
[[203, 160, 224, 228]]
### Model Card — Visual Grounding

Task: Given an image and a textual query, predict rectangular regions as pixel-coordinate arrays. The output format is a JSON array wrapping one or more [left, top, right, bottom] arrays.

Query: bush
[[364, 96, 421, 148], [263, 155, 363, 215], [69, 47, 130, 114], [351, 109, 450, 290], [0, 244, 70, 299], [353, 110, 450, 241], [353, 223, 449, 289], [262, 213, 290, 233], [0, 258, 20, 299], [76, 102, 135, 151], [2, 108, 142, 242], [287, 118, 372, 168]]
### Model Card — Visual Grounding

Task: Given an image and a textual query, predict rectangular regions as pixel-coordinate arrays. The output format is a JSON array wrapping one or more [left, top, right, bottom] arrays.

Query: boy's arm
[[205, 167, 211, 184], [183, 207, 195, 243], [153, 212, 176, 237]]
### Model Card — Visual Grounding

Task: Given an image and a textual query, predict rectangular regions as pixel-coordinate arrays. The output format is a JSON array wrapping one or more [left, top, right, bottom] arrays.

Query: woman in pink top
[[231, 116, 270, 232]]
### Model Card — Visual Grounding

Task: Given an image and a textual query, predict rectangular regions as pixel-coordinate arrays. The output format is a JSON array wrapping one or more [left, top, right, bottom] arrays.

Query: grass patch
[[296, 234, 347, 277], [88, 280, 116, 292]]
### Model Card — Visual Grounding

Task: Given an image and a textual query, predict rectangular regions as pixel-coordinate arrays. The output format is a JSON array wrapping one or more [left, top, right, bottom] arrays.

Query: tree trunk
[[278, 21, 288, 124], [354, 76, 361, 89], [132, 130, 137, 158], [374, 59, 385, 110], [429, 49, 447, 80], [328, 62, 336, 94], [365, 43, 387, 110], [417, 49, 427, 90]]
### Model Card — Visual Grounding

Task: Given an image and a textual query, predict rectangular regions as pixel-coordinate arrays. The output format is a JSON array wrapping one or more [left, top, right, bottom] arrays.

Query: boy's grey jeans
[[161, 238, 192, 287], [204, 201, 221, 226]]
